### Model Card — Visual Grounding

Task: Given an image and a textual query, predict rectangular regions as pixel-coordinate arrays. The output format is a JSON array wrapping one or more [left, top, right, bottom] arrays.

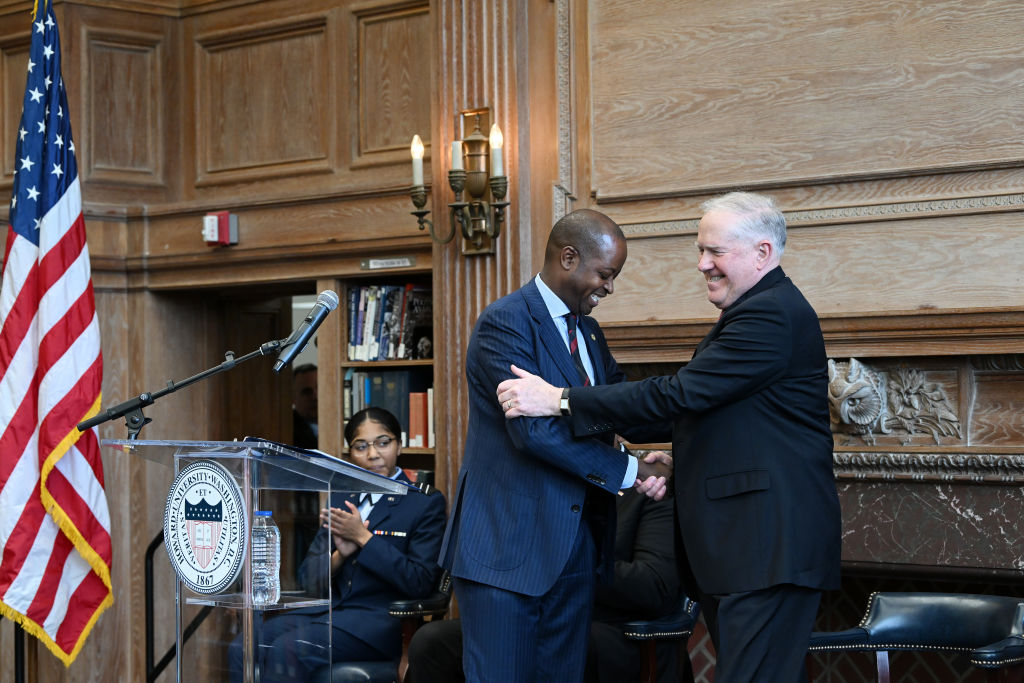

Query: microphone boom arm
[[77, 339, 284, 440]]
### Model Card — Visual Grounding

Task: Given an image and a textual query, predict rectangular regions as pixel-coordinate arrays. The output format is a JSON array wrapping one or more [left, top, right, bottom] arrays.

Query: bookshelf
[[335, 275, 436, 479]]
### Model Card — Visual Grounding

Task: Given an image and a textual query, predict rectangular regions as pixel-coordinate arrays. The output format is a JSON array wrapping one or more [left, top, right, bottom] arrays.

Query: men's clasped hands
[[497, 363, 673, 500]]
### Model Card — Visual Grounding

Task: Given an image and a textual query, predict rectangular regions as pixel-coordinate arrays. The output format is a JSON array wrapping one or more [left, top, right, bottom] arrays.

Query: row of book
[[347, 283, 432, 362], [343, 369, 434, 448]]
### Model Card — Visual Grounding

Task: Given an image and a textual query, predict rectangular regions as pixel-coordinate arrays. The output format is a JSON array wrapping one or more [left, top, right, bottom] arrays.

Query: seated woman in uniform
[[229, 406, 446, 682]]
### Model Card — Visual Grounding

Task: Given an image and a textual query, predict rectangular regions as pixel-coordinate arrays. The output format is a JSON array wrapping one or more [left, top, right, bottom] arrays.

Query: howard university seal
[[164, 460, 247, 594]]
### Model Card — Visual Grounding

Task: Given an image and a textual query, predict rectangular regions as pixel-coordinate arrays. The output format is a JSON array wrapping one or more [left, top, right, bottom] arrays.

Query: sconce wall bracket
[[407, 107, 508, 255]]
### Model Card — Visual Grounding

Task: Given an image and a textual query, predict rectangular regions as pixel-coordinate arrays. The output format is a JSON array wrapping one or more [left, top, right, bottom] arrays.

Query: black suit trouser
[[700, 583, 820, 683]]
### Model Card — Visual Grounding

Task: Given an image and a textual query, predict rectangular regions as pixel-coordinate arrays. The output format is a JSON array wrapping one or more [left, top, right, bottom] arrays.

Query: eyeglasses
[[350, 436, 395, 454]]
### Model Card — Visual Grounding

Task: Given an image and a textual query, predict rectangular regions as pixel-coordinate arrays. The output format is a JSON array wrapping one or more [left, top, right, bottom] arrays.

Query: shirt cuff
[[620, 455, 639, 489]]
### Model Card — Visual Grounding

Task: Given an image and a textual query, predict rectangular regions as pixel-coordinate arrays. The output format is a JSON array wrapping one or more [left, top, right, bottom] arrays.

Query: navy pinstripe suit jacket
[[439, 278, 634, 597]]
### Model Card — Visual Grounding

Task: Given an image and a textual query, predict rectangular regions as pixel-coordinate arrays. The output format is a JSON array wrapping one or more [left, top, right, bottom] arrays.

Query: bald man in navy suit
[[438, 210, 670, 683]]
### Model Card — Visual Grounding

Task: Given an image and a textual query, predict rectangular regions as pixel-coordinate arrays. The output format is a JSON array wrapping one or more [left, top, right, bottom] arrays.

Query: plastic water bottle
[[251, 510, 280, 606]]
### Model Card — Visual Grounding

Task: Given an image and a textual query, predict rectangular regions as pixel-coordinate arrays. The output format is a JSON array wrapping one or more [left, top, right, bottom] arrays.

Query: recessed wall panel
[[196, 18, 330, 184], [588, 0, 1024, 200], [1, 39, 29, 185], [85, 30, 165, 186], [355, 3, 431, 162]]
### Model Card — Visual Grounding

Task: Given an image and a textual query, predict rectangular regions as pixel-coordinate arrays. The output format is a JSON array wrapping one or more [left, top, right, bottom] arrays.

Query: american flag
[[0, 0, 112, 666]]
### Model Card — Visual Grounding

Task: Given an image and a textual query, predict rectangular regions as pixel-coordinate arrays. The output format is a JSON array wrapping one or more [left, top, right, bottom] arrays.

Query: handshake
[[631, 449, 673, 500], [496, 363, 673, 500]]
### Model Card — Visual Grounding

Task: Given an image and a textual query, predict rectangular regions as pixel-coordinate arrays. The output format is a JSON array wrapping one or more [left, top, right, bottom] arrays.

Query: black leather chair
[[806, 592, 1024, 683], [971, 602, 1024, 680], [309, 590, 450, 683], [622, 595, 701, 683]]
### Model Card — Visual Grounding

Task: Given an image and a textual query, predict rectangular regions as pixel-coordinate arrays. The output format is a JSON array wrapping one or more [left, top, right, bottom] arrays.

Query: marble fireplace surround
[[829, 354, 1024, 577]]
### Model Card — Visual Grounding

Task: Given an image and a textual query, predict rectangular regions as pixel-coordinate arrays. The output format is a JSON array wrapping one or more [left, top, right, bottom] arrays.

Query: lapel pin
[[590, 333, 596, 341]]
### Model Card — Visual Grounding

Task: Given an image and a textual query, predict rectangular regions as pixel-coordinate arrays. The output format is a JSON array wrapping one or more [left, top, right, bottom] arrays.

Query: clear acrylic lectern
[[103, 439, 408, 683]]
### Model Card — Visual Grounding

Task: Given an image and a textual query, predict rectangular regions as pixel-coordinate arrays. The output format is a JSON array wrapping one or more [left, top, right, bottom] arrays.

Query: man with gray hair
[[497, 192, 841, 682]]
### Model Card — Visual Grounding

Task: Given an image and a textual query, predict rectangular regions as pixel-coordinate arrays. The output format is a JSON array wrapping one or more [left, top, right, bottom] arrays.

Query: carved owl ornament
[[827, 358, 888, 442]]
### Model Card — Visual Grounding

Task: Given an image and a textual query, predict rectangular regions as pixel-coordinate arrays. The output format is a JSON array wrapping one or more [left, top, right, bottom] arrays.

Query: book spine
[[353, 287, 367, 361], [361, 287, 378, 361], [353, 371, 366, 415], [347, 287, 359, 361], [427, 387, 434, 448], [398, 283, 415, 359], [408, 391, 428, 448], [343, 368, 354, 420]]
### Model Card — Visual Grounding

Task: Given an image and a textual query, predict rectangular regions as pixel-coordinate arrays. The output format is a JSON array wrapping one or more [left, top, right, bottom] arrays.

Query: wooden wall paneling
[[586, 0, 1024, 202], [316, 276, 344, 460], [193, 12, 333, 186], [0, 25, 28, 188], [69, 2, 184, 209], [219, 296, 292, 443], [590, 209, 1024, 358], [969, 357, 1024, 447], [574, 0, 1024, 366], [83, 25, 167, 187], [87, 286, 140, 683], [351, 0, 431, 168], [174, 0, 435, 215], [132, 194, 432, 290], [0, 617, 10, 683], [432, 0, 544, 498]]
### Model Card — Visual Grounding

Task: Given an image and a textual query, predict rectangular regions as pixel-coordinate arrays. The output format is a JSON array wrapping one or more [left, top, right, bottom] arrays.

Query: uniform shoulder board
[[414, 480, 436, 495]]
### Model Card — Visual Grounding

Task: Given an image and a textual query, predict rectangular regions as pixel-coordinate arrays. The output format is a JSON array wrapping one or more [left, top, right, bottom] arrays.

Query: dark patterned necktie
[[565, 313, 591, 386]]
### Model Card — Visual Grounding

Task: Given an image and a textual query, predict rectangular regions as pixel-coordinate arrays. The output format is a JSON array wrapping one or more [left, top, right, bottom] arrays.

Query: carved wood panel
[[353, 2, 431, 164], [84, 28, 166, 186], [194, 15, 332, 185]]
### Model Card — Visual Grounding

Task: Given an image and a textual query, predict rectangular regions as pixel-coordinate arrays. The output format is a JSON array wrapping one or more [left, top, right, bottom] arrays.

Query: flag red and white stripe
[[0, 0, 112, 666]]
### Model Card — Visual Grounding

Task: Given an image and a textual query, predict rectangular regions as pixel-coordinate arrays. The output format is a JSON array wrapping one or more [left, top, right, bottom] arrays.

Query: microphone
[[273, 290, 340, 372]]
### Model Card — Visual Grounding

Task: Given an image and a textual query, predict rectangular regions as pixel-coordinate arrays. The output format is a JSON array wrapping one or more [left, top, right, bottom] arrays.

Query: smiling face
[[561, 232, 627, 316], [696, 209, 774, 310], [347, 419, 400, 476]]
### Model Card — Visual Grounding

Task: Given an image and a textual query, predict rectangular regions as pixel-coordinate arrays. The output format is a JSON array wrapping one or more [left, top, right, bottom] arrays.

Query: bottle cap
[[254, 510, 272, 516]]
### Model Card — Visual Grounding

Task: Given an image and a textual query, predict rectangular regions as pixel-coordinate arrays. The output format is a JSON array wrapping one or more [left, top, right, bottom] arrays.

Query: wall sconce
[[409, 108, 509, 255]]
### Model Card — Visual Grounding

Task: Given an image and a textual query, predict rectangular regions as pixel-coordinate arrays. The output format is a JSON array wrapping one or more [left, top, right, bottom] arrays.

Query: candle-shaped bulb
[[489, 124, 504, 177], [451, 141, 464, 170], [410, 135, 424, 186]]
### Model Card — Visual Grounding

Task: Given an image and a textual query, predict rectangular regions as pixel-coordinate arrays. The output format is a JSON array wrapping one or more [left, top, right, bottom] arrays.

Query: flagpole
[[14, 621, 25, 683]]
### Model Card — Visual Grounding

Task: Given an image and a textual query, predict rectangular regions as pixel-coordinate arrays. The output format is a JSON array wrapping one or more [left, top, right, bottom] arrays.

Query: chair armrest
[[971, 603, 1024, 668], [809, 592, 1024, 653], [388, 591, 450, 619], [808, 628, 874, 651], [623, 596, 700, 641], [971, 635, 1024, 669]]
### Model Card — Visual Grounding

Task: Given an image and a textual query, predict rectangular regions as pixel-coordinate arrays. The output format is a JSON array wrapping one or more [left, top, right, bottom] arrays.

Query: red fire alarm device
[[202, 211, 238, 246]]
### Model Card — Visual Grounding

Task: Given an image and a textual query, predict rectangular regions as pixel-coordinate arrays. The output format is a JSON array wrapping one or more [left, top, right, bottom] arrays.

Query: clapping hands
[[321, 502, 372, 559]]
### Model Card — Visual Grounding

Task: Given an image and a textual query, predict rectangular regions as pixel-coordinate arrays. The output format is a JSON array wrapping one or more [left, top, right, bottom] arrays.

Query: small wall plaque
[[360, 256, 415, 271]]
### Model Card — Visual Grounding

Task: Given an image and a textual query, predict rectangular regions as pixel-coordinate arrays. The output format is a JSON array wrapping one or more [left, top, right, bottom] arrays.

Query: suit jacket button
[[571, 504, 581, 513]]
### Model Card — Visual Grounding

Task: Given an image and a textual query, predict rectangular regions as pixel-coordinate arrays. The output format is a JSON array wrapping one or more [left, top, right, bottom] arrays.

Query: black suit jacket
[[292, 410, 318, 450], [568, 267, 841, 595], [593, 488, 679, 623]]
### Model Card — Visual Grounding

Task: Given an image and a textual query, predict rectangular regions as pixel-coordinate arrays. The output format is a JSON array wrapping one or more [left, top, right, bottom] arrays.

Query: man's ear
[[755, 240, 772, 269], [560, 245, 579, 271]]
